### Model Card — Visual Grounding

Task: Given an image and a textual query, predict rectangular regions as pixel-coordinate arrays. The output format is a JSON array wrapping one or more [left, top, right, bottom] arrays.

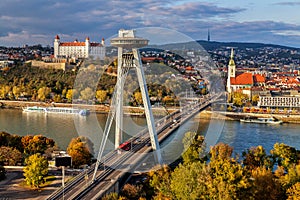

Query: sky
[[1, 0, 300, 47]]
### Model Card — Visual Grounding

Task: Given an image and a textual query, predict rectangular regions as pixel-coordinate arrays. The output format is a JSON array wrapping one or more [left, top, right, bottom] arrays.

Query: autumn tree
[[242, 145, 273, 170], [207, 143, 251, 199], [280, 164, 300, 191], [133, 91, 143, 106], [0, 146, 22, 166], [271, 143, 298, 171], [21, 135, 56, 156], [149, 165, 173, 199], [170, 162, 209, 200], [12, 86, 21, 99], [0, 132, 23, 152], [37, 86, 51, 101], [181, 132, 206, 164], [287, 182, 300, 200], [80, 87, 94, 102], [250, 167, 284, 200], [96, 90, 108, 103], [120, 184, 145, 200], [251, 95, 260, 106], [23, 154, 48, 188], [232, 92, 249, 107], [67, 136, 93, 168], [66, 89, 79, 102]]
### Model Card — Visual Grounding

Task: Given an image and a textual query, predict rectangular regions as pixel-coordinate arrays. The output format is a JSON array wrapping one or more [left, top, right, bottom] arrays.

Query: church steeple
[[228, 48, 236, 78], [227, 48, 236, 93]]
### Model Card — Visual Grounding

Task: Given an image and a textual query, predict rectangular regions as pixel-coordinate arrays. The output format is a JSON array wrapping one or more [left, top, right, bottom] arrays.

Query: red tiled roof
[[287, 78, 300, 84], [60, 42, 85, 46], [230, 72, 253, 85], [253, 74, 265, 83]]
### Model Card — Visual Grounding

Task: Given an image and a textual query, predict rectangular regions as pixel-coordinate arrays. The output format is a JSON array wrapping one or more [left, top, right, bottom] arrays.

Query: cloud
[[273, 2, 300, 6], [169, 2, 246, 19], [0, 0, 300, 47]]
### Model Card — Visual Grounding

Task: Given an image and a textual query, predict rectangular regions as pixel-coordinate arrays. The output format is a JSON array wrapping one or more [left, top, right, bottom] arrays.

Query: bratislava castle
[[54, 35, 105, 59]]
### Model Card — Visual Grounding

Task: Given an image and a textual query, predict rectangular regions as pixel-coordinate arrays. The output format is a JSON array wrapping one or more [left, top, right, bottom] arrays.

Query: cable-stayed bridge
[[47, 92, 223, 200]]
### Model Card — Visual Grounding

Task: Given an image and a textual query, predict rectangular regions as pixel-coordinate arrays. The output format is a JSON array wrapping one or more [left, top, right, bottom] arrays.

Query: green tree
[[23, 154, 48, 188], [67, 137, 93, 168]]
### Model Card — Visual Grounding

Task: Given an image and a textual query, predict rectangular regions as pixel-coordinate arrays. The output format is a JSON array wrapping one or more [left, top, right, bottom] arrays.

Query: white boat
[[240, 117, 282, 124], [23, 106, 90, 116], [22, 106, 47, 113]]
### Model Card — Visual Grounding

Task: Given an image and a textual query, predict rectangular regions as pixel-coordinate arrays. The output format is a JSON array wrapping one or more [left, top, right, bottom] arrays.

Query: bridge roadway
[[47, 93, 222, 200]]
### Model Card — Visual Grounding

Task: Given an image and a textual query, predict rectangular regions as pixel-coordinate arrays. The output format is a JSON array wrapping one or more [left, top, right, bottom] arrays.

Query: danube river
[[1, 109, 300, 160]]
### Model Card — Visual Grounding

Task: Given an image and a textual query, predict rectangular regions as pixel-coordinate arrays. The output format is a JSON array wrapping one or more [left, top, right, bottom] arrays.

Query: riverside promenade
[[0, 100, 176, 116], [198, 110, 300, 123]]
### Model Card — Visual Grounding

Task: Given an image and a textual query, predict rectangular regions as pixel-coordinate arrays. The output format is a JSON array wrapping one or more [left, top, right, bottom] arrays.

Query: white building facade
[[258, 96, 300, 109], [54, 35, 105, 59]]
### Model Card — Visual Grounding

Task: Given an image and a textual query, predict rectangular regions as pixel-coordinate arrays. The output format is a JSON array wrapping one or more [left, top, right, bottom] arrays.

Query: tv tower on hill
[[208, 29, 211, 42]]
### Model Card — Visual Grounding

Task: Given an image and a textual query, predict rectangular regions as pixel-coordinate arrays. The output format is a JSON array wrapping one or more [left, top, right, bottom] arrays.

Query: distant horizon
[[2, 38, 299, 50]]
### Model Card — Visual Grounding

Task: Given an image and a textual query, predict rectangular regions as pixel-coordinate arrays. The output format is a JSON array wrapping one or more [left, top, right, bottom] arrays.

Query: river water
[[0, 109, 299, 161]]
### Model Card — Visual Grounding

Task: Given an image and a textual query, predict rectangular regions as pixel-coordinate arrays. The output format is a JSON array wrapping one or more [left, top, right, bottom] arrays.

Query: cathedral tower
[[227, 48, 236, 93]]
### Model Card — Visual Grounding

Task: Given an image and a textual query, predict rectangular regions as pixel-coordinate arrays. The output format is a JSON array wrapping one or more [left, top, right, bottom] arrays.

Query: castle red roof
[[60, 42, 85, 46]]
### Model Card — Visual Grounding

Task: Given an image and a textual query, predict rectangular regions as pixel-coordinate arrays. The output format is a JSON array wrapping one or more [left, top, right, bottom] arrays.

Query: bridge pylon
[[93, 30, 162, 181]]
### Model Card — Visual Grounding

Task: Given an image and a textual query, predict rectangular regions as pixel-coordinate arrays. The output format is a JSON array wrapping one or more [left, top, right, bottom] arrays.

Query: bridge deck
[[47, 93, 223, 200]]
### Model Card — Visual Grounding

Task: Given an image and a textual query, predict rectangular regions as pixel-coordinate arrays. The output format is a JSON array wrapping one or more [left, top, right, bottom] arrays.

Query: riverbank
[[0, 100, 175, 116], [197, 110, 300, 123]]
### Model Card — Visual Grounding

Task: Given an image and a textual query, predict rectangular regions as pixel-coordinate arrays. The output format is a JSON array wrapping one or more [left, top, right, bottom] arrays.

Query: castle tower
[[85, 37, 90, 57], [54, 35, 60, 58], [227, 48, 236, 93]]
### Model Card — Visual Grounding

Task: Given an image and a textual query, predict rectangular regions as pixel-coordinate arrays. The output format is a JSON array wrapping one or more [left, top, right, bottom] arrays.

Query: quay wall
[[197, 110, 300, 124], [0, 100, 173, 116]]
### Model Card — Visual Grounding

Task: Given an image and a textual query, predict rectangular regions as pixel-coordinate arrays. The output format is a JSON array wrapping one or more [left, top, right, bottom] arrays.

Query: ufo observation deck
[[110, 29, 148, 49]]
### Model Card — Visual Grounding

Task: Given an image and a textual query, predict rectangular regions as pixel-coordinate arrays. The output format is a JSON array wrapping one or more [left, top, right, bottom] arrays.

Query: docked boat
[[23, 106, 90, 116], [240, 117, 282, 124]]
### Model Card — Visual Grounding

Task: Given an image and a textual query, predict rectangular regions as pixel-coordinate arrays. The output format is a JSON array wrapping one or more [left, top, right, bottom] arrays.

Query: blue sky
[[1, 0, 300, 47]]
